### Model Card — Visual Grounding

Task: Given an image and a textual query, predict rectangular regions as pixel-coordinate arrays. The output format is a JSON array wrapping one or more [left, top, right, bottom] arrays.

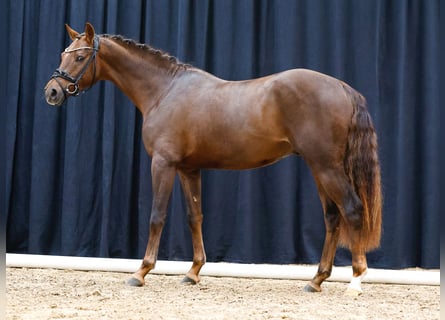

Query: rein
[[50, 35, 100, 97]]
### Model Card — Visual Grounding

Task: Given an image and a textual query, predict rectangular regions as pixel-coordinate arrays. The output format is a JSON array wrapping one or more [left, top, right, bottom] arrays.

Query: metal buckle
[[66, 83, 79, 95]]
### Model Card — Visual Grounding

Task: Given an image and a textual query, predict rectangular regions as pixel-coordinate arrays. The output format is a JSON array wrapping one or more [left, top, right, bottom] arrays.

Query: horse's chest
[[141, 121, 159, 156]]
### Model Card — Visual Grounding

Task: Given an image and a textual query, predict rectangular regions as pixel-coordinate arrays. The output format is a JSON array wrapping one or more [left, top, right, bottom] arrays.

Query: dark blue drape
[[5, 0, 439, 268]]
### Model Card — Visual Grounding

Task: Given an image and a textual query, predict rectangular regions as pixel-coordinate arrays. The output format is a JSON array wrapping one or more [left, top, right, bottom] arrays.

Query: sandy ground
[[6, 267, 439, 320]]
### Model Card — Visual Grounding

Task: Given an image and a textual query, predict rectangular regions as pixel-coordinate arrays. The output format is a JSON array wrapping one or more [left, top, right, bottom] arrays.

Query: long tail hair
[[341, 84, 382, 251]]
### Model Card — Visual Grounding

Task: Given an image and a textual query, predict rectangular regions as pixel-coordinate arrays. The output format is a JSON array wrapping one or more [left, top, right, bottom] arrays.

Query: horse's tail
[[341, 84, 382, 251]]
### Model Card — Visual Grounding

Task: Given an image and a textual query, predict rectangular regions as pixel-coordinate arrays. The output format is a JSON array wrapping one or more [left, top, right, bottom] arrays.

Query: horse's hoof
[[127, 277, 144, 287], [345, 287, 363, 296], [303, 283, 321, 293], [181, 276, 198, 285]]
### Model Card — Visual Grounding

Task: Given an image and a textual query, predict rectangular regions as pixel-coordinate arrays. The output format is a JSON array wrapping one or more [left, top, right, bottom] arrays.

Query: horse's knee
[[187, 212, 203, 227], [150, 212, 166, 228]]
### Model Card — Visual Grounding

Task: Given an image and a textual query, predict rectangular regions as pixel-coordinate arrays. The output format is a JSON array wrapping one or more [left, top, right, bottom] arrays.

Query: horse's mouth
[[46, 96, 66, 107], [44, 84, 66, 106]]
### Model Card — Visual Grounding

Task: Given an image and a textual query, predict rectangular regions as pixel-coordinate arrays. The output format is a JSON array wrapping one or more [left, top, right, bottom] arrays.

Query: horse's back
[[269, 68, 352, 109]]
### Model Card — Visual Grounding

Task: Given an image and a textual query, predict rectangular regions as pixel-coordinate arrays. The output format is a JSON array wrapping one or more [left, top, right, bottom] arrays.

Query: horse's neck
[[98, 37, 176, 115]]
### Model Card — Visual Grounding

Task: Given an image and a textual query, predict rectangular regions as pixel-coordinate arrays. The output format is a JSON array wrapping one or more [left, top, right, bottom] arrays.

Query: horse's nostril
[[51, 88, 58, 97]]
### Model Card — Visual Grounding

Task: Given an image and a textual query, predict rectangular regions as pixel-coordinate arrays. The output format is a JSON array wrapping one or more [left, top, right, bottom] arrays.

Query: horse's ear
[[84, 22, 95, 44], [65, 24, 79, 41]]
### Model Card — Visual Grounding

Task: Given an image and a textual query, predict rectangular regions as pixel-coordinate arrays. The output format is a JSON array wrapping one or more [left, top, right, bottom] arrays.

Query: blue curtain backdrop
[[5, 0, 439, 269]]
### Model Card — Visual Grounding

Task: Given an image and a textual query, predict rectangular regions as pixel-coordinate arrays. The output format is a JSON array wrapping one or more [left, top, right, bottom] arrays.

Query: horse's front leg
[[178, 169, 206, 284], [127, 155, 176, 287]]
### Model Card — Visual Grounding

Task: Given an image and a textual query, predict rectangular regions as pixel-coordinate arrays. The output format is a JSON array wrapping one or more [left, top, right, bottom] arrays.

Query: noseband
[[50, 35, 100, 97]]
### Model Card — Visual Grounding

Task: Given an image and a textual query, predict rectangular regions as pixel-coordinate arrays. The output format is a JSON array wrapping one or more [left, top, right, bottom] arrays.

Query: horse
[[44, 22, 382, 295]]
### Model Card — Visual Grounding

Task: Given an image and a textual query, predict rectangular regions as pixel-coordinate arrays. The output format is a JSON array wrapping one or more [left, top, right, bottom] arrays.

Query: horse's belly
[[181, 139, 293, 170]]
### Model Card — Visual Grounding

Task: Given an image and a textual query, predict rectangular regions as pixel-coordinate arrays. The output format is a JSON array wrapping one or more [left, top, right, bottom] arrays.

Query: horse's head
[[44, 22, 100, 106]]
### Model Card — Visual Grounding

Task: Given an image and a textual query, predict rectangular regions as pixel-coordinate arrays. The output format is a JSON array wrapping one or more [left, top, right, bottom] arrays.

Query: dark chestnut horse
[[45, 23, 382, 295]]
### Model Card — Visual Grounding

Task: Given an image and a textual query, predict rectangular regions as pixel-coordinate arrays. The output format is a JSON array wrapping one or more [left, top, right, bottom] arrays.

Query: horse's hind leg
[[304, 168, 367, 294], [303, 186, 341, 292], [127, 155, 176, 287], [178, 169, 206, 284], [345, 244, 368, 296]]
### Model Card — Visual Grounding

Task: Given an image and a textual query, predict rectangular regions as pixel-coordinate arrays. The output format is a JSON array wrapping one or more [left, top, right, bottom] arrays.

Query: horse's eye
[[76, 56, 85, 62]]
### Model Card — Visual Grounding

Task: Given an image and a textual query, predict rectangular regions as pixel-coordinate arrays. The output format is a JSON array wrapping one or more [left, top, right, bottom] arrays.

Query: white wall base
[[6, 253, 439, 286]]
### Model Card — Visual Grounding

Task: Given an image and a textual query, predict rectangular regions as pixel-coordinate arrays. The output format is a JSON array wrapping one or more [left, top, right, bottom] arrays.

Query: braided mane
[[100, 34, 189, 68]]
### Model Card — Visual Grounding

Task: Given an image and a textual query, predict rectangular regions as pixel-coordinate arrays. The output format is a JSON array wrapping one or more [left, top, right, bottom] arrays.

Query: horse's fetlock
[[194, 256, 206, 266], [142, 259, 155, 270], [352, 265, 367, 277], [316, 267, 332, 279], [321, 270, 332, 278]]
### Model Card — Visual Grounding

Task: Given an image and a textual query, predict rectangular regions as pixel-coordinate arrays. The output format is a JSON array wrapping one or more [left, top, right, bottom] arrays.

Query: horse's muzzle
[[44, 79, 66, 106]]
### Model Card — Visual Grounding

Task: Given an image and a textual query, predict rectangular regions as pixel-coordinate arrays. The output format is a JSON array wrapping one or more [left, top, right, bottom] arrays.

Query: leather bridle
[[50, 35, 100, 98]]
